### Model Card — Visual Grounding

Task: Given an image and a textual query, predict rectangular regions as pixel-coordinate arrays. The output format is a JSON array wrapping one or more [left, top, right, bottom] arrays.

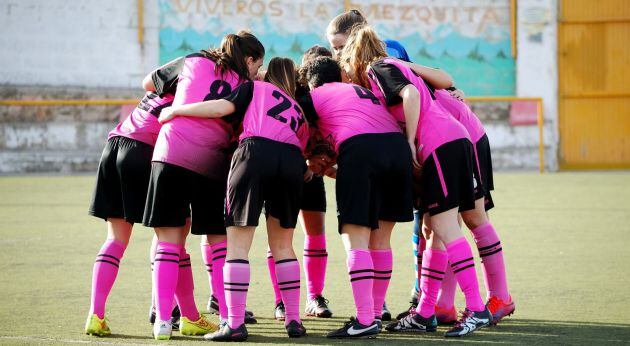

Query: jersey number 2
[[267, 90, 305, 134]]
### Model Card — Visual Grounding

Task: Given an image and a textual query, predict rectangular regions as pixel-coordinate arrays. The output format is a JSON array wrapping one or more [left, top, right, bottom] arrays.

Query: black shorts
[[419, 138, 484, 216], [226, 137, 306, 229], [143, 162, 226, 235], [300, 176, 326, 212], [474, 134, 494, 211], [336, 133, 414, 232], [89, 136, 153, 224]]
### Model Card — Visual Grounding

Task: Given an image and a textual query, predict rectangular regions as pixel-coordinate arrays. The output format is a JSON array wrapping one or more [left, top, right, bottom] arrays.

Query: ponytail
[[326, 9, 367, 36], [339, 25, 387, 89], [203, 31, 265, 82]]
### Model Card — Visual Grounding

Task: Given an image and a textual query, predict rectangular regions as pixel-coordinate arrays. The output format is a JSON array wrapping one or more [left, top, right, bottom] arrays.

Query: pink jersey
[[108, 92, 171, 146], [152, 54, 242, 179], [368, 58, 469, 162], [434, 89, 486, 143], [240, 81, 309, 151], [309, 82, 401, 152]]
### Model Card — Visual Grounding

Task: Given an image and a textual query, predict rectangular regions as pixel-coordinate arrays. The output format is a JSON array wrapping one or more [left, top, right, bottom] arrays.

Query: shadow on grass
[[242, 318, 630, 345]]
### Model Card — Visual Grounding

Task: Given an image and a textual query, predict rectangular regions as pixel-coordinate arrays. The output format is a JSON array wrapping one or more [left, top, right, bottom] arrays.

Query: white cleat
[[153, 320, 172, 340]]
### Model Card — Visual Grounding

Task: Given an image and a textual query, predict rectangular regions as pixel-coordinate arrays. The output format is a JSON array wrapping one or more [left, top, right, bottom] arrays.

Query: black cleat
[[444, 308, 492, 337], [305, 295, 333, 318], [149, 305, 156, 324], [170, 305, 181, 331], [396, 295, 419, 320], [285, 320, 307, 338], [381, 302, 392, 321], [244, 312, 257, 324], [385, 312, 437, 333], [206, 295, 220, 314], [274, 301, 286, 321], [327, 318, 379, 339], [204, 323, 248, 342]]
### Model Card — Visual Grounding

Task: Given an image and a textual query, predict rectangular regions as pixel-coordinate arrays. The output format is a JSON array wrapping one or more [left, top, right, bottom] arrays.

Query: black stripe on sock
[[480, 247, 503, 258], [280, 286, 300, 291], [207, 269, 213, 273], [350, 276, 374, 282], [275, 258, 298, 264], [179, 256, 191, 262], [205, 263, 212, 267], [478, 241, 501, 252], [213, 254, 226, 261], [95, 259, 119, 268], [225, 288, 248, 292], [278, 280, 300, 285], [225, 282, 249, 286], [212, 247, 227, 254], [303, 254, 328, 257], [304, 249, 327, 252], [420, 273, 443, 281], [348, 269, 374, 275], [453, 263, 475, 274], [97, 254, 120, 262], [421, 267, 445, 274], [154, 258, 179, 263], [179, 264, 191, 268], [156, 251, 179, 257], [451, 257, 474, 267], [373, 269, 393, 274], [226, 259, 249, 264]]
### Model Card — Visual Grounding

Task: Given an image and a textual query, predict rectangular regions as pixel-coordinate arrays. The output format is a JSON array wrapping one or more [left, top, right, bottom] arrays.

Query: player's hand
[[409, 141, 421, 170], [304, 168, 314, 182], [449, 88, 465, 101], [158, 107, 177, 123], [307, 155, 331, 175], [323, 165, 337, 179]]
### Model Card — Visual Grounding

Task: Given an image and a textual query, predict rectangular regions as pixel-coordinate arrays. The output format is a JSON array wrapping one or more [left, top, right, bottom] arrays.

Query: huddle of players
[[84, 9, 515, 342]]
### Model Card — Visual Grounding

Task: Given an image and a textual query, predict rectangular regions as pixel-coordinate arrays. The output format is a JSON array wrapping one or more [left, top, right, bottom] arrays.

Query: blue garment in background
[[384, 39, 411, 62]]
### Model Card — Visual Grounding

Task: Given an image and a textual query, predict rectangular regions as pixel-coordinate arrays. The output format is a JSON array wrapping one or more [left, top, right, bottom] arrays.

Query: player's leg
[[369, 221, 395, 322], [301, 209, 332, 318]]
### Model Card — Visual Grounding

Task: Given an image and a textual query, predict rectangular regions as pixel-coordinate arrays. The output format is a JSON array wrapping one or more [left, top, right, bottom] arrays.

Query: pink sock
[[437, 264, 458, 309], [415, 248, 448, 318], [446, 237, 485, 312], [175, 247, 199, 321], [224, 259, 250, 329], [200, 242, 214, 296], [471, 222, 510, 301], [211, 241, 228, 320], [347, 249, 374, 326], [90, 239, 126, 319], [370, 249, 392, 318], [303, 234, 327, 300], [154, 241, 181, 321], [267, 250, 282, 305], [275, 258, 302, 325]]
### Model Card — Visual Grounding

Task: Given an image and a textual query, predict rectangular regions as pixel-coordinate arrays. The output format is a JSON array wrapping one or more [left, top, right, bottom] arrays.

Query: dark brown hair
[[326, 9, 367, 36], [203, 30, 265, 82], [298, 45, 333, 87], [264, 57, 298, 99]]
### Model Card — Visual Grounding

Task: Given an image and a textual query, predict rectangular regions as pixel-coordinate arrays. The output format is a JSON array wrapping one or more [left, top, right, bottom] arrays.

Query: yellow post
[[537, 100, 544, 173], [344, 0, 351, 11], [510, 0, 517, 58], [138, 0, 144, 46], [0, 99, 139, 106]]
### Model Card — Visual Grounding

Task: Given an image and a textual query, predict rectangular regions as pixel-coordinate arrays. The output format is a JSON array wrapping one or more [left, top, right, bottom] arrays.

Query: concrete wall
[[0, 0, 559, 173]]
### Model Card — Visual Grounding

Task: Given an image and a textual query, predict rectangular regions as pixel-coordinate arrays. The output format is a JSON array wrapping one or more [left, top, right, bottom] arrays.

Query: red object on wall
[[509, 100, 538, 126]]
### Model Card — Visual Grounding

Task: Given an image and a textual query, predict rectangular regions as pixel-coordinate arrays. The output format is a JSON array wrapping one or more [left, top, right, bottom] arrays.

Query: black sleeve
[[222, 81, 254, 124], [297, 93, 319, 125], [370, 61, 412, 106], [151, 57, 185, 97]]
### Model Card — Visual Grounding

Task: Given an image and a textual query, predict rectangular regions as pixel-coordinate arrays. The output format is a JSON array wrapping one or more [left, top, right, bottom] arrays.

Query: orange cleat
[[486, 296, 515, 324], [434, 305, 458, 325]]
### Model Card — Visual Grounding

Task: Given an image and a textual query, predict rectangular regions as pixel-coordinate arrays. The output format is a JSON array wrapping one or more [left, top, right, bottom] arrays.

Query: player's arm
[[401, 61, 454, 90], [143, 57, 186, 94], [158, 100, 235, 123], [399, 85, 421, 169]]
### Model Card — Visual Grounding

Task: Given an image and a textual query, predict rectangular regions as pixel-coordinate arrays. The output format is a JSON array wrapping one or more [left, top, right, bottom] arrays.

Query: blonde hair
[[326, 9, 367, 36], [339, 25, 387, 89], [264, 57, 297, 99]]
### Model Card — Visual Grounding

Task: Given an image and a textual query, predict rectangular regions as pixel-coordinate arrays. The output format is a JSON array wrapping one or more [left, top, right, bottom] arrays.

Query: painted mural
[[159, 0, 515, 95]]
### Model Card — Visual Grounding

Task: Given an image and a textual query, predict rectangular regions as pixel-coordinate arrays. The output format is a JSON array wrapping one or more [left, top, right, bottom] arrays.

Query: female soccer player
[[268, 45, 334, 321], [158, 57, 310, 341], [84, 57, 184, 337], [142, 31, 265, 340], [303, 56, 414, 339], [342, 26, 492, 337]]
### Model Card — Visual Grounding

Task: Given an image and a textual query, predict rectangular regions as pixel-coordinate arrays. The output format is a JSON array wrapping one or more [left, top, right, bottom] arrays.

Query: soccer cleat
[[179, 314, 219, 336], [204, 323, 248, 342], [153, 320, 172, 340], [305, 295, 333, 318], [244, 311, 258, 324], [385, 312, 437, 333], [395, 295, 419, 320], [85, 314, 111, 337], [381, 301, 392, 321], [206, 295, 220, 315], [350, 315, 382, 330], [149, 305, 156, 324], [326, 318, 380, 339], [486, 296, 515, 324], [444, 308, 492, 337], [170, 305, 181, 331], [435, 305, 458, 325], [274, 301, 286, 321], [286, 320, 307, 338]]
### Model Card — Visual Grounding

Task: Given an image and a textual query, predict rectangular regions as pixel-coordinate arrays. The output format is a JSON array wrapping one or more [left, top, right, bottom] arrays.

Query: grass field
[[1, 172, 630, 345]]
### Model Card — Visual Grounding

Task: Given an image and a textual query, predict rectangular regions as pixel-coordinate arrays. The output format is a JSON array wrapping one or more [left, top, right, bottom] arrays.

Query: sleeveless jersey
[[368, 58, 469, 163], [434, 89, 486, 144], [108, 92, 172, 146], [309, 82, 401, 152], [152, 53, 242, 179]]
